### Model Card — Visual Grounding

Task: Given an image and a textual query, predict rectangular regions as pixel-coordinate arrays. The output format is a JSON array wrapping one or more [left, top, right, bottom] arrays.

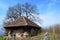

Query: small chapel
[[4, 16, 41, 38]]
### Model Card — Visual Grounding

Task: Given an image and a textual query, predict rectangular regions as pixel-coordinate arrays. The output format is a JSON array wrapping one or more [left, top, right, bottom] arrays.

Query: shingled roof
[[4, 16, 41, 28]]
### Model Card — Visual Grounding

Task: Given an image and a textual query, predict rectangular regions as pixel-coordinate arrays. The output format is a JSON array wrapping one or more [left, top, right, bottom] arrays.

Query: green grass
[[0, 32, 60, 40], [0, 36, 6, 40]]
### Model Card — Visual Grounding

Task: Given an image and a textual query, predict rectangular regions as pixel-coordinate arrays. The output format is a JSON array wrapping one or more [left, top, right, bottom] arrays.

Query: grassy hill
[[0, 32, 60, 40]]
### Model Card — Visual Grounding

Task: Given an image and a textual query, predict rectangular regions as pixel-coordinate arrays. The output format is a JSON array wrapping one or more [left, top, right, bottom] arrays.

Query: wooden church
[[4, 16, 41, 38]]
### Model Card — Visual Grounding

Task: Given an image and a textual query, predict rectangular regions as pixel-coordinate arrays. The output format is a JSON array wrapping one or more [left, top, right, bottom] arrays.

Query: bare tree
[[23, 2, 41, 24], [6, 2, 41, 24], [7, 7, 17, 21], [6, 3, 22, 22], [13, 3, 22, 17], [22, 2, 38, 18]]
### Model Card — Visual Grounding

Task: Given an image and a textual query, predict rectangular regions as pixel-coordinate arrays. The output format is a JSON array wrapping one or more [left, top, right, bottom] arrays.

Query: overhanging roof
[[4, 16, 41, 28]]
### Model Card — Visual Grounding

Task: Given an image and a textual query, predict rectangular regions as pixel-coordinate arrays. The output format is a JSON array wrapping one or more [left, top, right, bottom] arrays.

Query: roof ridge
[[23, 17, 28, 25]]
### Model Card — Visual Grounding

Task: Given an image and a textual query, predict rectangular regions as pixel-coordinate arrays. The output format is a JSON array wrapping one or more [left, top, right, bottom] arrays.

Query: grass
[[0, 36, 6, 40], [0, 32, 60, 40]]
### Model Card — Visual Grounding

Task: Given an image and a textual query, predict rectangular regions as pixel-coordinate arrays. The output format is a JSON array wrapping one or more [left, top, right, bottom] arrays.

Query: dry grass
[[0, 32, 60, 40]]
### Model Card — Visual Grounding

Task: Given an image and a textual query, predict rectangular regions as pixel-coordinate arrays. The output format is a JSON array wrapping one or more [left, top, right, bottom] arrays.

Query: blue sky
[[0, 0, 60, 35]]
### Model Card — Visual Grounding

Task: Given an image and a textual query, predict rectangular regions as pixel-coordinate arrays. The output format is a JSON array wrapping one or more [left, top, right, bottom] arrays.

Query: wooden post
[[12, 34, 16, 40]]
